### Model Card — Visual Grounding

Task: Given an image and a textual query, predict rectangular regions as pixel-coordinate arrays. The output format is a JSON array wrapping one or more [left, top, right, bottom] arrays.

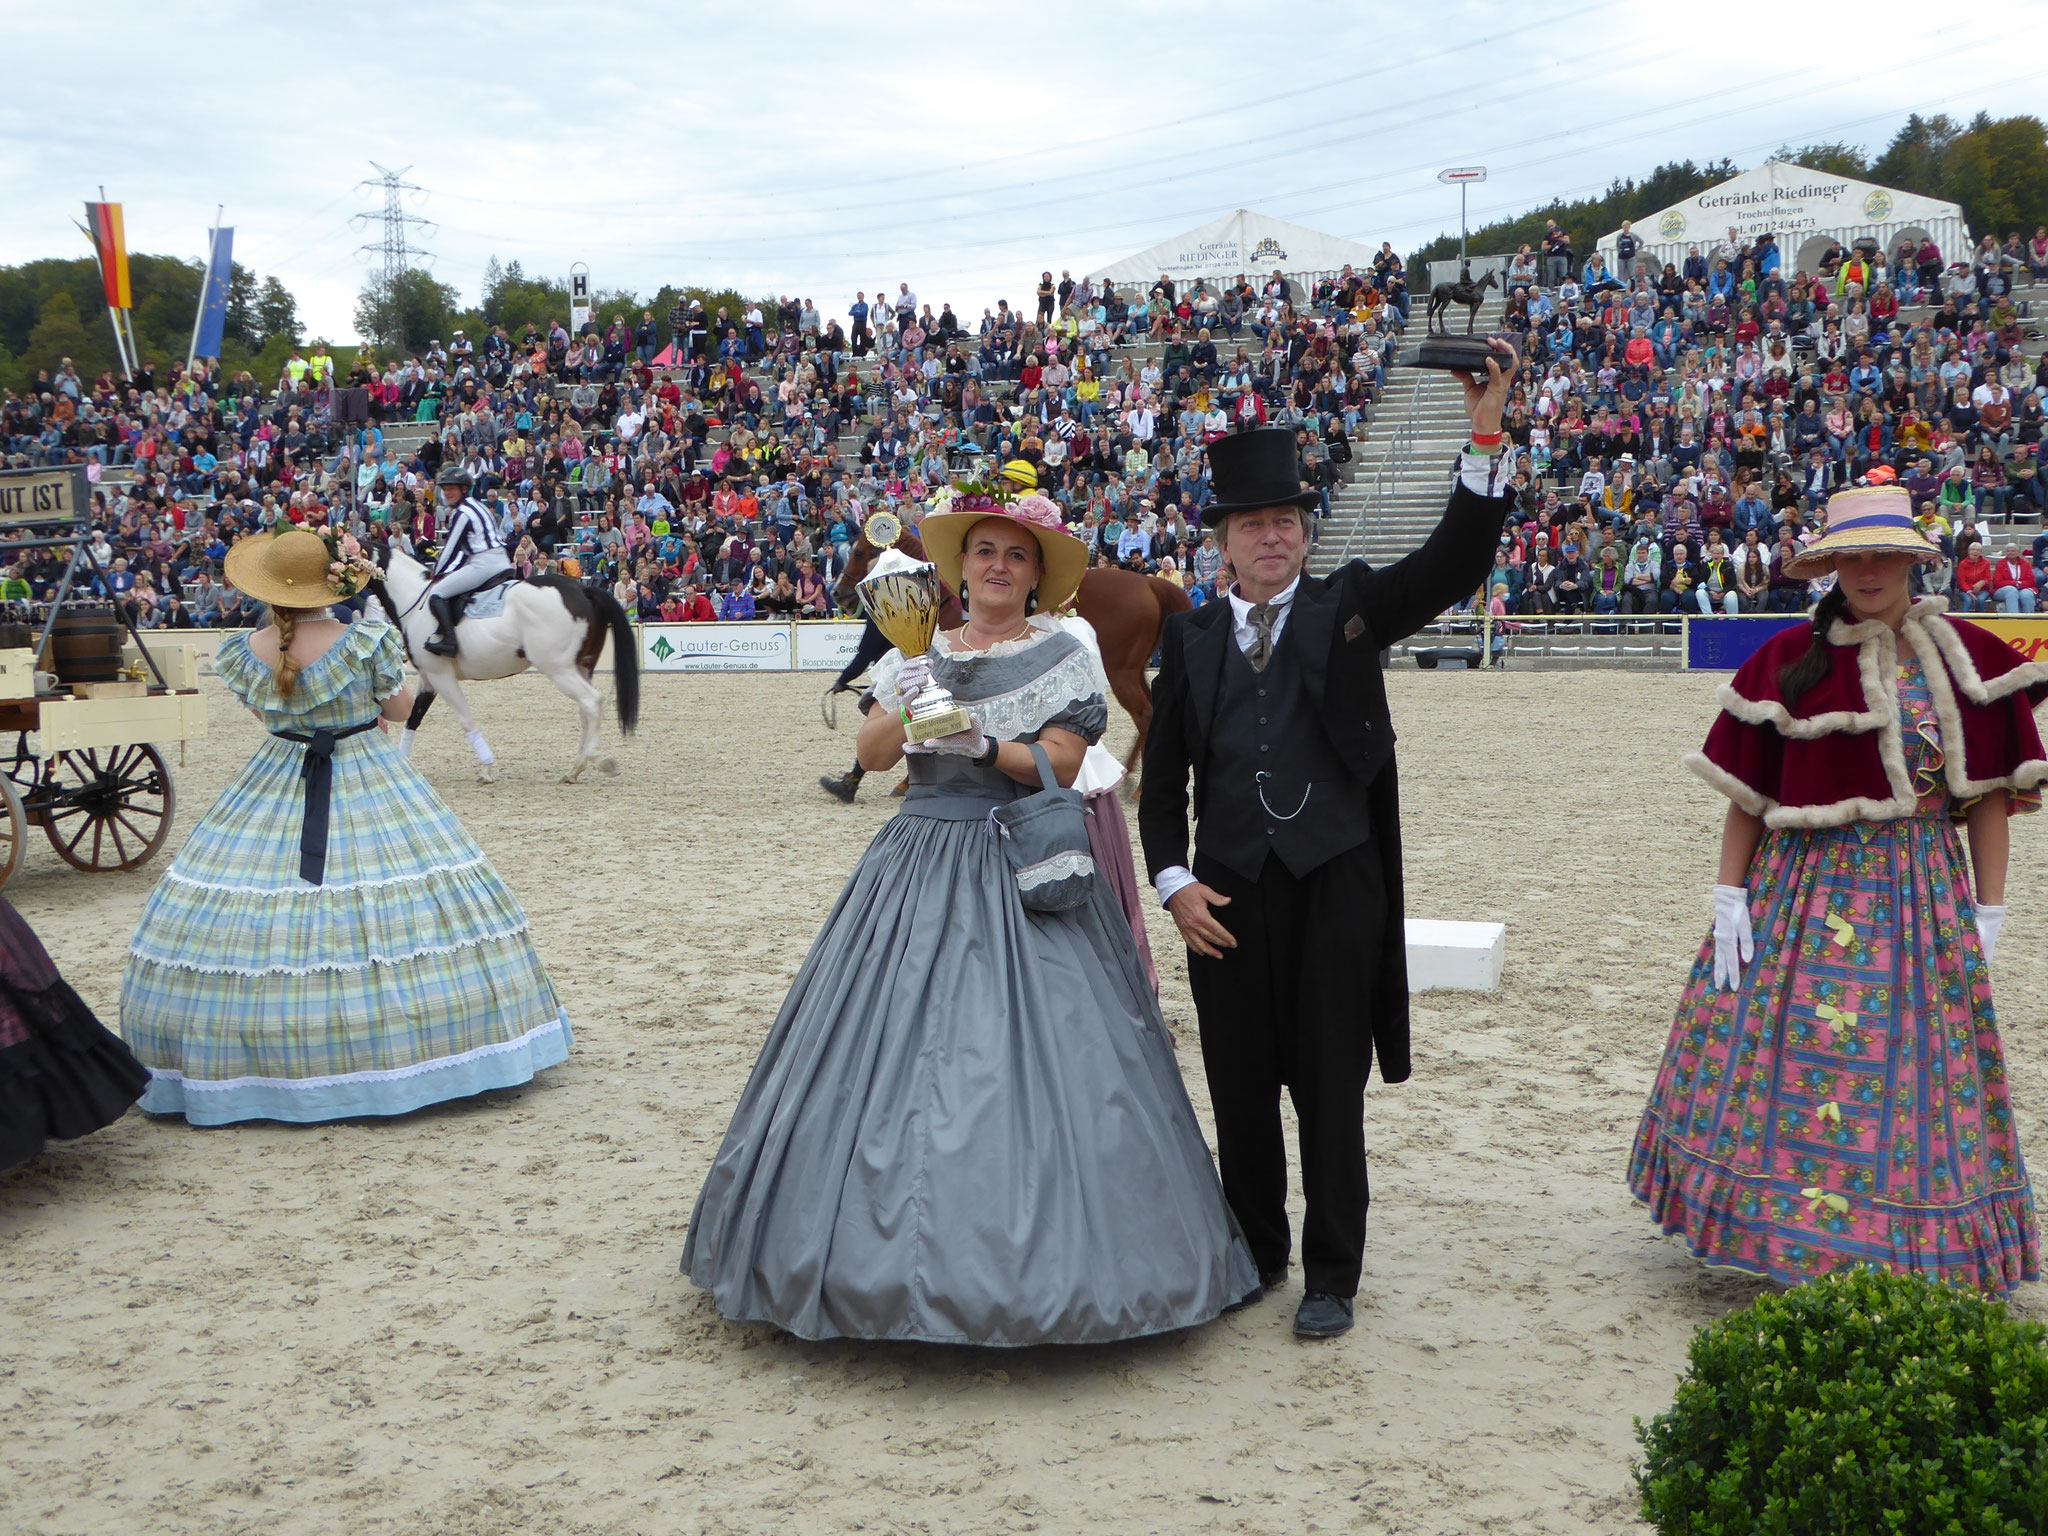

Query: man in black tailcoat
[[1139, 342, 1515, 1339]]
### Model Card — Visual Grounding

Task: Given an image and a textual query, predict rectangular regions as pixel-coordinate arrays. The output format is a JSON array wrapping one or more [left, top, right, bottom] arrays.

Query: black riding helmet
[[436, 466, 473, 491]]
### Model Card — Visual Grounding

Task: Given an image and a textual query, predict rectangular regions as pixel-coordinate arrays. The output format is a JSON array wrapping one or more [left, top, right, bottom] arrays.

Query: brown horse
[[834, 525, 1191, 783]]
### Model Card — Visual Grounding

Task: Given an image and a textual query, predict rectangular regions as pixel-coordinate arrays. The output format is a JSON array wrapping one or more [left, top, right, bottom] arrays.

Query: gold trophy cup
[[858, 549, 975, 743]]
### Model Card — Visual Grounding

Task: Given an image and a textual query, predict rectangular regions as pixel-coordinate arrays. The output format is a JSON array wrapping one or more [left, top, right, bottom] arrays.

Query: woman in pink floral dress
[[1631, 486, 2046, 1294]]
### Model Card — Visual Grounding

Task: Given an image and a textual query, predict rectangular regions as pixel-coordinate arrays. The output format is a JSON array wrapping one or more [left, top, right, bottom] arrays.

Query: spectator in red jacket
[[1992, 544, 2039, 613], [1953, 540, 1996, 612], [679, 583, 717, 622]]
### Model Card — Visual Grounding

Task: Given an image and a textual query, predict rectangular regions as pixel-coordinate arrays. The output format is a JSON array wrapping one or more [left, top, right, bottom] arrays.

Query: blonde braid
[[272, 607, 304, 699]]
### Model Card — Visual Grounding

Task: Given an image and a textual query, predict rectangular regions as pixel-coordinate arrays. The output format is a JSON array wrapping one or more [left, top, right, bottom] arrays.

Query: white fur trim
[[1682, 751, 1776, 817], [1706, 595, 2042, 825], [1719, 619, 1893, 738], [1916, 607, 2048, 707]]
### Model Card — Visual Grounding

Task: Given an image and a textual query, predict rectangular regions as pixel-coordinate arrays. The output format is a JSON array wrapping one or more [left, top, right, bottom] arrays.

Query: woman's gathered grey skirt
[[682, 810, 1258, 1345]]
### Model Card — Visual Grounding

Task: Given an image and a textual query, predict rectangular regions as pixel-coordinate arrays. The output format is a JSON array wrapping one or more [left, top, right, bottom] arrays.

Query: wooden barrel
[[45, 607, 126, 686]]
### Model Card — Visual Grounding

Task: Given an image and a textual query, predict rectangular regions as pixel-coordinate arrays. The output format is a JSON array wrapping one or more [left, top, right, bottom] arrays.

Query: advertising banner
[[794, 622, 869, 673], [1968, 615, 2048, 665], [1686, 613, 2048, 670], [639, 623, 791, 673], [1685, 615, 1804, 671]]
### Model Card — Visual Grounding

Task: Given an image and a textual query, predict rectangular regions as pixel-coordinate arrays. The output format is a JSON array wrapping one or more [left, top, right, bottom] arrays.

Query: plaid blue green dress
[[121, 618, 571, 1125]]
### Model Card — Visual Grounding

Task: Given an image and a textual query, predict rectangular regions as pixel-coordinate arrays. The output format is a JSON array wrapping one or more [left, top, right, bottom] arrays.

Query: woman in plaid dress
[[121, 531, 571, 1125]]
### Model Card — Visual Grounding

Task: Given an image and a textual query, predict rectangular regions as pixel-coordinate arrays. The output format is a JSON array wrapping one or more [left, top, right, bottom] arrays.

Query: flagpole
[[187, 204, 224, 372]]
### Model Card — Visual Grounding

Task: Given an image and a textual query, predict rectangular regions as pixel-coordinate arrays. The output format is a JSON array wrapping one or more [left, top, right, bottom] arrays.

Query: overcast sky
[[6, 0, 2042, 343]]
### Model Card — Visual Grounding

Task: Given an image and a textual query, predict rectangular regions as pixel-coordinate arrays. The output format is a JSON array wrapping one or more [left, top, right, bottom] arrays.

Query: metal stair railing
[[1335, 367, 1423, 568]]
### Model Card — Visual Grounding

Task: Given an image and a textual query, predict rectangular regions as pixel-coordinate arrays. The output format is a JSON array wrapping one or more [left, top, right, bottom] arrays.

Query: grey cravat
[[1246, 602, 1278, 673]]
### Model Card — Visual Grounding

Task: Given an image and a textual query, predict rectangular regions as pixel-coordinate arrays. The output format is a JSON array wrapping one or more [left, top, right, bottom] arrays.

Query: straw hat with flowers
[[224, 527, 378, 610], [1782, 485, 1943, 579], [918, 465, 1089, 614]]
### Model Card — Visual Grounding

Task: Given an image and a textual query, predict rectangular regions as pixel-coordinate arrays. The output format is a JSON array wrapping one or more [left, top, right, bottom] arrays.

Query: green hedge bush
[[1635, 1269, 2048, 1535]]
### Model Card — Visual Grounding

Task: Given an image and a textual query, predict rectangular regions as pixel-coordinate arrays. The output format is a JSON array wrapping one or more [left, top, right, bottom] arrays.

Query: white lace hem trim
[[162, 855, 490, 895], [146, 1014, 568, 1093], [128, 923, 533, 977], [1015, 850, 1095, 891]]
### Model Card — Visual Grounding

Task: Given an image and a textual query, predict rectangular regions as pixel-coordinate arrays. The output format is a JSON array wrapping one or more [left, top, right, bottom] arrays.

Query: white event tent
[[1085, 210, 1382, 294], [1595, 160, 1970, 278]]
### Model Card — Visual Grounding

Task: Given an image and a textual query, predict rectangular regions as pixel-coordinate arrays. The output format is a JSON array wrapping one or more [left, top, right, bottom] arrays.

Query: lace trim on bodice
[[869, 616, 1110, 743]]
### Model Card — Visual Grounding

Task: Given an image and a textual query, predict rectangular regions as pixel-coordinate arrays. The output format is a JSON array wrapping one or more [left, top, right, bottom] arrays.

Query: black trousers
[[1187, 841, 1385, 1297]]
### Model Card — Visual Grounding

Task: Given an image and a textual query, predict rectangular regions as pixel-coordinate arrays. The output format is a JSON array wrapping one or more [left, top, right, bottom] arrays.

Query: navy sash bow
[[271, 719, 381, 884]]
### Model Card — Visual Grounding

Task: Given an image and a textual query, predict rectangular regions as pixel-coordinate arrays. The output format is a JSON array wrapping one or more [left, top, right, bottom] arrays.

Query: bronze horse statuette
[[1427, 267, 1499, 335]]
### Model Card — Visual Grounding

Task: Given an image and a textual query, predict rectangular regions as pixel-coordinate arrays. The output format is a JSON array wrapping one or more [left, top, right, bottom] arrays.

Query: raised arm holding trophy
[[1140, 341, 1518, 1340]]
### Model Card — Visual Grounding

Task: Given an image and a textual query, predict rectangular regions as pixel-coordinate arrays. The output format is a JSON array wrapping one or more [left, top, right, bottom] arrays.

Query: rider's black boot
[[424, 595, 461, 657]]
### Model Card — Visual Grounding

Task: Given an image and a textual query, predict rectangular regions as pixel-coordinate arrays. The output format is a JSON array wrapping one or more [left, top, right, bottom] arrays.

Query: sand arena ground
[[3, 663, 2043, 1536]]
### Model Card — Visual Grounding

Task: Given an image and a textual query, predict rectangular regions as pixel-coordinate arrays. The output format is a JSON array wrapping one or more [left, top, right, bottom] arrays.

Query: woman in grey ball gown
[[682, 491, 1258, 1345]]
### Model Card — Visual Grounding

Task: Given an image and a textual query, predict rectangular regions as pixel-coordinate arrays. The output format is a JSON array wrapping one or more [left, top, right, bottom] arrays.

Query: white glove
[[894, 654, 931, 708], [1976, 903, 2006, 964], [902, 719, 988, 758], [1711, 885, 1754, 991]]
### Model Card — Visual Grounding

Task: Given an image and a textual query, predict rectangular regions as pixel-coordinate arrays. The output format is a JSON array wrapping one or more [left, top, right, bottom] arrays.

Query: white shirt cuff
[[1155, 865, 1197, 907], [1458, 450, 1510, 499]]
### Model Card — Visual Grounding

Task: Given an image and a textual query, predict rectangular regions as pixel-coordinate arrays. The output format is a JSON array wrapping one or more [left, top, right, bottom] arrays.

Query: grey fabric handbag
[[991, 742, 1096, 913]]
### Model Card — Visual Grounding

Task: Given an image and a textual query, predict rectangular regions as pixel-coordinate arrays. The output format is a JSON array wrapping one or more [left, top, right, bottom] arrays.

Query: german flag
[[85, 201, 133, 310]]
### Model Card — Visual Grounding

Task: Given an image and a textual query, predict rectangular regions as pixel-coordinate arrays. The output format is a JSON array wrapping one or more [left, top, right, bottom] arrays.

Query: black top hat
[[1205, 428, 1319, 519]]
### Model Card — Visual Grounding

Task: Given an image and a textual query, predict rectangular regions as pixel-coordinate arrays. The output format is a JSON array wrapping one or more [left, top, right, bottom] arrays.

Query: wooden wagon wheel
[[41, 744, 177, 873], [0, 772, 24, 891]]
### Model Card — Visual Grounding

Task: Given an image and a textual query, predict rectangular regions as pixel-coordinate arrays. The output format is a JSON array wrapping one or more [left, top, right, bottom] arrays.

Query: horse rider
[[425, 466, 511, 657]]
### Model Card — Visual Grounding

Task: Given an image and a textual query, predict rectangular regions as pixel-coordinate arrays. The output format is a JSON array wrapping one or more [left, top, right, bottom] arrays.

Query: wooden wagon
[[0, 466, 206, 888]]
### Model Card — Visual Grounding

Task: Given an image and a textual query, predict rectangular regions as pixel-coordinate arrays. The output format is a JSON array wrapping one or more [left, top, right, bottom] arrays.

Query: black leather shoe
[[1260, 1265, 1289, 1291], [1293, 1292, 1354, 1340], [819, 772, 860, 803]]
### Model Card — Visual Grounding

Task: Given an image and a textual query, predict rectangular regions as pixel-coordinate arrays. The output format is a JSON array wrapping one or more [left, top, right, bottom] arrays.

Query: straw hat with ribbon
[[1783, 485, 1944, 579], [224, 527, 375, 609], [919, 479, 1090, 614]]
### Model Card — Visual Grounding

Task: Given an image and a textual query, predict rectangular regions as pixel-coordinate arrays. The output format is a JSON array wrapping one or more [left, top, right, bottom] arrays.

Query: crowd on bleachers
[[5, 222, 2046, 632], [1, 251, 1422, 625], [1476, 224, 2048, 621]]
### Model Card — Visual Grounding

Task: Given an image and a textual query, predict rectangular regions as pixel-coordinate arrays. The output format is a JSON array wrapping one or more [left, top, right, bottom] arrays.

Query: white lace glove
[[1712, 884, 1755, 991], [1975, 903, 2006, 964], [902, 719, 989, 758], [894, 654, 931, 708]]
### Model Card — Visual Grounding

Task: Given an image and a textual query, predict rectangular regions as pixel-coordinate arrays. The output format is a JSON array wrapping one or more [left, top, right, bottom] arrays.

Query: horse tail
[[592, 587, 641, 736]]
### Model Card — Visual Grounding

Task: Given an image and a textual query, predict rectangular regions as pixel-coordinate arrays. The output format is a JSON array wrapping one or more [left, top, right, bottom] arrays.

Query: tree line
[[352, 258, 757, 358], [1409, 111, 2048, 273], [0, 248, 761, 397], [0, 255, 304, 395]]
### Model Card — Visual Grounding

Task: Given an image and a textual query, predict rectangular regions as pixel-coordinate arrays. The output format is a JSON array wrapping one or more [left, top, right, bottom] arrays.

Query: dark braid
[[1777, 583, 1851, 707]]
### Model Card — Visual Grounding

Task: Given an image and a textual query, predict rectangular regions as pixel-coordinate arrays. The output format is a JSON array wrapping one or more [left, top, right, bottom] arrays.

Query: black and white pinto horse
[[1427, 267, 1500, 334], [367, 550, 640, 783]]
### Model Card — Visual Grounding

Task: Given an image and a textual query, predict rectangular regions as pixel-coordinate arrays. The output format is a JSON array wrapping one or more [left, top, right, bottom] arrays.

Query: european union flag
[[193, 226, 234, 359]]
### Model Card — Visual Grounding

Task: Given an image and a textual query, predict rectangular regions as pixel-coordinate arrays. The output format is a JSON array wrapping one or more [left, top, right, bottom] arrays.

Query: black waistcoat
[[1195, 621, 1371, 882]]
